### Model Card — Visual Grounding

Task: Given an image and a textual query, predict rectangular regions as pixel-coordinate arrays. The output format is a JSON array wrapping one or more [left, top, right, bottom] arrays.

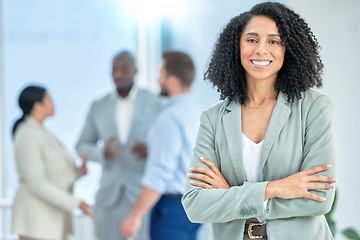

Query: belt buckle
[[248, 222, 263, 239]]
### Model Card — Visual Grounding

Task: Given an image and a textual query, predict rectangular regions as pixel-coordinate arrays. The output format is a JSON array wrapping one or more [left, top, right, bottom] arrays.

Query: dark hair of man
[[162, 51, 195, 88], [204, 2, 323, 103], [12, 85, 46, 137], [113, 51, 136, 66]]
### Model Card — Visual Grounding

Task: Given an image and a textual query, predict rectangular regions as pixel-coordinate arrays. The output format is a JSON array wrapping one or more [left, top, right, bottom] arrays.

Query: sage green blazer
[[182, 89, 335, 240]]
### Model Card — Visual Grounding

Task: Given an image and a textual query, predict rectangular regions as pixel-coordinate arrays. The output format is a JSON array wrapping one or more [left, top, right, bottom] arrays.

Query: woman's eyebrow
[[268, 34, 281, 37], [244, 32, 258, 37], [244, 32, 281, 37]]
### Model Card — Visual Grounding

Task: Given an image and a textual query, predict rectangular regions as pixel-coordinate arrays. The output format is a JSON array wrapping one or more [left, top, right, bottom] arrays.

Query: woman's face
[[39, 92, 54, 118], [239, 15, 286, 83]]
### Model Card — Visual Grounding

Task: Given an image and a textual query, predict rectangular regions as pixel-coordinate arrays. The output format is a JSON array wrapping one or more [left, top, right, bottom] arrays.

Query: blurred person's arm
[[76, 102, 108, 163], [122, 112, 183, 238], [121, 186, 161, 239], [75, 152, 88, 179]]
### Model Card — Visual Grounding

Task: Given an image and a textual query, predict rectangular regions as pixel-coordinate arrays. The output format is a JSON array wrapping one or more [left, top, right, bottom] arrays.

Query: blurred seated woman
[[11, 85, 96, 240]]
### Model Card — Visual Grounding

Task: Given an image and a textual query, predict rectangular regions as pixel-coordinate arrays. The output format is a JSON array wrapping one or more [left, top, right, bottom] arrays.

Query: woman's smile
[[250, 59, 272, 68]]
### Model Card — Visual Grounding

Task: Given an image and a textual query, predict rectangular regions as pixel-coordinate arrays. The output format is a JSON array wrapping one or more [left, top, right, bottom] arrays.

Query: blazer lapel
[[222, 93, 291, 183], [222, 101, 247, 183], [106, 94, 119, 141], [259, 92, 291, 180]]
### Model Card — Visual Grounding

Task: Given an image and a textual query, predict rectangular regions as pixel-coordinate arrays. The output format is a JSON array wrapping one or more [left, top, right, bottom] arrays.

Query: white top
[[242, 133, 264, 182], [242, 132, 267, 223], [112, 84, 138, 145]]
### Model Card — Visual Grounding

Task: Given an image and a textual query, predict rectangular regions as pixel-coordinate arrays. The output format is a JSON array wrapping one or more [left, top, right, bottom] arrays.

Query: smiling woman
[[182, 2, 336, 240], [240, 16, 286, 86], [203, 2, 323, 106]]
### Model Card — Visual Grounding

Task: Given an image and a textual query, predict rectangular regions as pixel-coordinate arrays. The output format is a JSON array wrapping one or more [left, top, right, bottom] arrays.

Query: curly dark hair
[[204, 2, 323, 103]]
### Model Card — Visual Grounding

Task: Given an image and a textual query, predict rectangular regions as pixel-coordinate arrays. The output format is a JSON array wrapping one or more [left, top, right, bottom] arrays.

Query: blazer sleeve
[[76, 102, 105, 163], [265, 95, 336, 219], [15, 130, 80, 212], [182, 111, 269, 223]]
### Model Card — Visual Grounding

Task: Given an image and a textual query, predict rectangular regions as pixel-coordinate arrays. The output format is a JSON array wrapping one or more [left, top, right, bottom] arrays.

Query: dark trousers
[[150, 195, 201, 240]]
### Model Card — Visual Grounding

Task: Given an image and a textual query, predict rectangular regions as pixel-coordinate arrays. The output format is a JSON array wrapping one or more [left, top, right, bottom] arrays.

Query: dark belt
[[244, 223, 267, 239]]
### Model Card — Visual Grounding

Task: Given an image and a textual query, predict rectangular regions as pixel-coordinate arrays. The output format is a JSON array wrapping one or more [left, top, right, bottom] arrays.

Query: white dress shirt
[[112, 84, 138, 145]]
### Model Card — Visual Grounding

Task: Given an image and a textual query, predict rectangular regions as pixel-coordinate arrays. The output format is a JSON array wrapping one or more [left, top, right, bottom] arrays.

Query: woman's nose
[[255, 42, 268, 55]]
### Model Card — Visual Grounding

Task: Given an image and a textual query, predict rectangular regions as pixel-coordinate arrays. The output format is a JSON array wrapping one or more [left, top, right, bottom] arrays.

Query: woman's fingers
[[190, 166, 217, 179], [200, 157, 221, 174], [306, 182, 335, 190], [188, 173, 213, 184], [266, 163, 336, 201], [190, 179, 213, 189], [307, 174, 336, 183], [189, 157, 231, 190], [304, 164, 331, 175], [79, 201, 98, 222], [86, 208, 98, 222], [303, 192, 326, 202]]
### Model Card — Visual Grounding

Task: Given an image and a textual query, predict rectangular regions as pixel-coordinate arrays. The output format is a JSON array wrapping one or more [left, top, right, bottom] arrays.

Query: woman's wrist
[[264, 180, 277, 201]]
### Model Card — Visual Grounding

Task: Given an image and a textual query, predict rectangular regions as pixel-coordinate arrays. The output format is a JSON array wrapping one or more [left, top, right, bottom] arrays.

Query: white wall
[[1, 1, 138, 238], [285, 0, 360, 239]]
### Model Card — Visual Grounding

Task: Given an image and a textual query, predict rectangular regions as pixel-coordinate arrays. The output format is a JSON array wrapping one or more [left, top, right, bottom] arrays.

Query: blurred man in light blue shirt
[[121, 51, 201, 240]]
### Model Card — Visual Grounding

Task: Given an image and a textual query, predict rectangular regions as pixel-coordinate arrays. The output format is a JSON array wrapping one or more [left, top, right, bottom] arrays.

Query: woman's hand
[[79, 201, 97, 222], [77, 152, 88, 176], [265, 164, 336, 202], [188, 157, 230, 189]]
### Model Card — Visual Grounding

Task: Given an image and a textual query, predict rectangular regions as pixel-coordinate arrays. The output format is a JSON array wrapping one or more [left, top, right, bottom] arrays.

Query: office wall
[[285, 0, 360, 239], [2, 0, 138, 198], [1, 1, 138, 238]]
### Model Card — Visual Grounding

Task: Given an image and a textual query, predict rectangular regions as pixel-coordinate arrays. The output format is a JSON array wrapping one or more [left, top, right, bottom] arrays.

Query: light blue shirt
[[142, 93, 202, 194]]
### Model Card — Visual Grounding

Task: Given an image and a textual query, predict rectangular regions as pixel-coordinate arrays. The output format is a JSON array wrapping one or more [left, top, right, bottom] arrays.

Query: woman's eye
[[269, 40, 279, 45], [246, 39, 257, 43]]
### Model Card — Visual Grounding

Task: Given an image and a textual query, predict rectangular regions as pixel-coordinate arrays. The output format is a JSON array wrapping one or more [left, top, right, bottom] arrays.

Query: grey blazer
[[76, 88, 161, 239], [182, 89, 336, 240]]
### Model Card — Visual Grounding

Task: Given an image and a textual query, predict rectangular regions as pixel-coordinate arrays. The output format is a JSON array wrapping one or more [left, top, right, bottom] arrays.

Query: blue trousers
[[150, 195, 201, 240]]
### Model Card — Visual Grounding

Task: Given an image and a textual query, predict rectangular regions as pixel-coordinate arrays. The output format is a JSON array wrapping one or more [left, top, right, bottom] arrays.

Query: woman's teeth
[[251, 60, 271, 66]]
